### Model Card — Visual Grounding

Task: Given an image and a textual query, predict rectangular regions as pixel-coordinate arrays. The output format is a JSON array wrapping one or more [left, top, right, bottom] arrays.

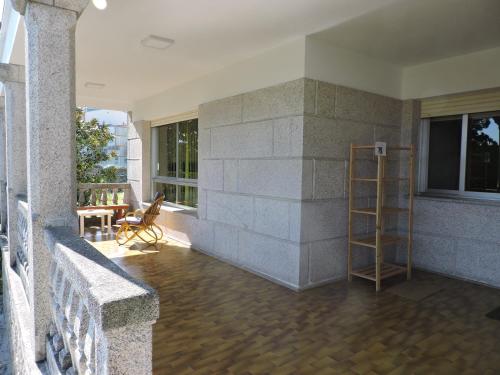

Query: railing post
[[0, 64, 27, 267], [15, 0, 90, 361]]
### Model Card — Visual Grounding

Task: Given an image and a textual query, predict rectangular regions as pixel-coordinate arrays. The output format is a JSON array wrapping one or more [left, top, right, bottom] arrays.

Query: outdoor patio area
[[86, 227, 500, 375], [1, 1, 500, 373]]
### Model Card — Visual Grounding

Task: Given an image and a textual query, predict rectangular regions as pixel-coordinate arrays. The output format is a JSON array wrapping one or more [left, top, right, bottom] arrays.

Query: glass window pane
[[428, 116, 462, 190], [466, 112, 500, 193], [178, 185, 198, 208], [178, 119, 198, 179], [154, 182, 176, 204], [157, 124, 177, 178], [153, 182, 197, 208]]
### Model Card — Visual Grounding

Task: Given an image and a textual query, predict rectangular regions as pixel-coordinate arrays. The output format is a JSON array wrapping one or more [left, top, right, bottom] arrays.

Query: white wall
[[402, 46, 500, 99], [133, 33, 500, 121], [132, 37, 306, 121], [305, 36, 402, 99]]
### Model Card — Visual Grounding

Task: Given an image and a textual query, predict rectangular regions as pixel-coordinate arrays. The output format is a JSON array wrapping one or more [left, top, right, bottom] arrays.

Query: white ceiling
[[8, 0, 500, 109], [312, 0, 500, 66], [9, 0, 403, 109]]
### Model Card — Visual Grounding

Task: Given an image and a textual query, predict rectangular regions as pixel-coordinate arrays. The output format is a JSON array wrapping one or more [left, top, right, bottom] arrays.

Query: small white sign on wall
[[374, 142, 387, 156]]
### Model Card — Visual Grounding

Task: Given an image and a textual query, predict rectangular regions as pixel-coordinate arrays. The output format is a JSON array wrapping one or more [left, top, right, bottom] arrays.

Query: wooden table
[[77, 204, 129, 219], [77, 209, 114, 237]]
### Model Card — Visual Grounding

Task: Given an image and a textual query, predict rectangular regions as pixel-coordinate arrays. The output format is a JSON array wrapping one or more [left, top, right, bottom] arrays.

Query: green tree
[[76, 108, 118, 183]]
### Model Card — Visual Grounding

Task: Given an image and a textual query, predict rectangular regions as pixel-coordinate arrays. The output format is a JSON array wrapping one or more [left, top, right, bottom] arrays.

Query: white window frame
[[419, 112, 500, 201], [151, 120, 198, 209]]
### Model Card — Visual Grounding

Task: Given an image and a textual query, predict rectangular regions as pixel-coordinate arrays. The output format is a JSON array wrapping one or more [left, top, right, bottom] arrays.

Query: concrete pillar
[[0, 99, 6, 234], [11, 0, 90, 360], [0, 64, 27, 266]]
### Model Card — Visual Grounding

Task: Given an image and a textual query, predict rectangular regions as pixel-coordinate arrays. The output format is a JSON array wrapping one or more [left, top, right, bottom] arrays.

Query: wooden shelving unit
[[347, 143, 414, 292]]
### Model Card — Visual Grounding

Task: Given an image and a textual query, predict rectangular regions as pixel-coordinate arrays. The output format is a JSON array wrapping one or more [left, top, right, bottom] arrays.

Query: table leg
[[107, 214, 112, 235], [101, 215, 104, 233], [80, 215, 84, 237]]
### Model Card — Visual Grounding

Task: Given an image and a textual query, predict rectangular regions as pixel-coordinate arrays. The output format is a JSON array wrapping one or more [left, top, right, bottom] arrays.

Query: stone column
[[127, 117, 151, 210], [0, 99, 6, 234], [11, 0, 89, 360], [0, 64, 27, 266]]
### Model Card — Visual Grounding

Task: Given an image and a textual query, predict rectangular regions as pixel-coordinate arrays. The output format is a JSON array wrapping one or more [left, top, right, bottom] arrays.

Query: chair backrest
[[143, 193, 164, 225]]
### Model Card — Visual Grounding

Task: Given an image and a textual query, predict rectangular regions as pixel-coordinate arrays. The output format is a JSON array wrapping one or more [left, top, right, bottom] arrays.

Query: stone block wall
[[397, 99, 500, 288], [300, 83, 403, 287], [153, 78, 405, 290], [131, 79, 500, 291], [195, 79, 312, 288], [396, 197, 500, 288]]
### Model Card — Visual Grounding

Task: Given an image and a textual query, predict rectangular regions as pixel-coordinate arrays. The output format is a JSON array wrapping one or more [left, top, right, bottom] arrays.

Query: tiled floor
[[86, 226, 500, 374]]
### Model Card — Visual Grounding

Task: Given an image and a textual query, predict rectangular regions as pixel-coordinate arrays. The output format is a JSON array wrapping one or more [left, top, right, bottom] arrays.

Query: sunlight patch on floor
[[87, 228, 190, 260]]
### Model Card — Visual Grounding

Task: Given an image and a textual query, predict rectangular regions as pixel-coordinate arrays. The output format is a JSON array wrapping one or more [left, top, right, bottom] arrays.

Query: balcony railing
[[15, 196, 29, 303], [45, 227, 159, 374], [77, 183, 131, 207]]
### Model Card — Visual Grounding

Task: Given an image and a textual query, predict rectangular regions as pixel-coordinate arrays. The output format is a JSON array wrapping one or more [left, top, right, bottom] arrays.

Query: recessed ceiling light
[[85, 82, 106, 89], [141, 35, 175, 50], [92, 0, 107, 10]]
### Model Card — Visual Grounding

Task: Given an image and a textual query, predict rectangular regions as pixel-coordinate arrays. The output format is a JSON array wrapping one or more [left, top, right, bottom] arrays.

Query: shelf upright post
[[375, 153, 384, 292], [348, 144, 355, 282], [407, 144, 415, 280]]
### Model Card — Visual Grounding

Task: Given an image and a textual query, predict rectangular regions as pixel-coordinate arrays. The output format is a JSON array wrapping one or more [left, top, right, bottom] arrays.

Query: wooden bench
[[77, 183, 131, 220]]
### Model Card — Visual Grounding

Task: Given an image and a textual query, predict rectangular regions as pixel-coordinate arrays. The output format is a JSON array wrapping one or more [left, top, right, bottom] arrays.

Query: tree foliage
[[76, 108, 118, 183]]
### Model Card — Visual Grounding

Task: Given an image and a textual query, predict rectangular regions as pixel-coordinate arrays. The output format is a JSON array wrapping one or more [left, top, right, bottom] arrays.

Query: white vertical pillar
[[14, 0, 90, 360], [127, 118, 152, 210], [0, 64, 27, 267], [0, 99, 6, 234]]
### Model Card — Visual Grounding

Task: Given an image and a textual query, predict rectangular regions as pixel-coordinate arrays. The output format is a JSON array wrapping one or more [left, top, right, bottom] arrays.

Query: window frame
[[151, 119, 198, 209], [419, 112, 500, 201]]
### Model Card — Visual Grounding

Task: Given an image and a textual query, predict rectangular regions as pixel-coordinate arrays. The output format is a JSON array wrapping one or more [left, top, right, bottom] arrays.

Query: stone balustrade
[[45, 227, 159, 375], [15, 195, 29, 302], [77, 183, 131, 207]]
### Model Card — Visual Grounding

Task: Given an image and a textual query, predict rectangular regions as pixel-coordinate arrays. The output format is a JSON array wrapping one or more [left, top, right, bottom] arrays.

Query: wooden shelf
[[352, 177, 377, 182], [348, 143, 414, 292], [350, 234, 405, 249], [351, 207, 409, 216], [352, 177, 409, 182], [351, 263, 406, 281], [351, 145, 412, 151]]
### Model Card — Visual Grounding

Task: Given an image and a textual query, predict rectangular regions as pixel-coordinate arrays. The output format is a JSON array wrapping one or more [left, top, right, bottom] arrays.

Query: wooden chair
[[116, 192, 164, 245]]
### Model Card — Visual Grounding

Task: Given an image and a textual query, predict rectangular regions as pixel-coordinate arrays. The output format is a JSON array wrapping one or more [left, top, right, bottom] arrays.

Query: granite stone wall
[[195, 79, 312, 288], [144, 79, 405, 289], [129, 79, 500, 291], [400, 197, 500, 288], [300, 82, 403, 287], [2, 246, 45, 375], [397, 99, 500, 288]]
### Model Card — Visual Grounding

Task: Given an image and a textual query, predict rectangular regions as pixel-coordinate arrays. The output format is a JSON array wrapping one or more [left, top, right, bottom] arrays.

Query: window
[[420, 111, 500, 198], [152, 118, 198, 208]]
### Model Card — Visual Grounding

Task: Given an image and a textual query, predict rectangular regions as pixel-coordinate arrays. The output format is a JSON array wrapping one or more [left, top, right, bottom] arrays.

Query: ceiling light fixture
[[84, 82, 106, 89], [92, 0, 107, 10], [141, 35, 175, 50]]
